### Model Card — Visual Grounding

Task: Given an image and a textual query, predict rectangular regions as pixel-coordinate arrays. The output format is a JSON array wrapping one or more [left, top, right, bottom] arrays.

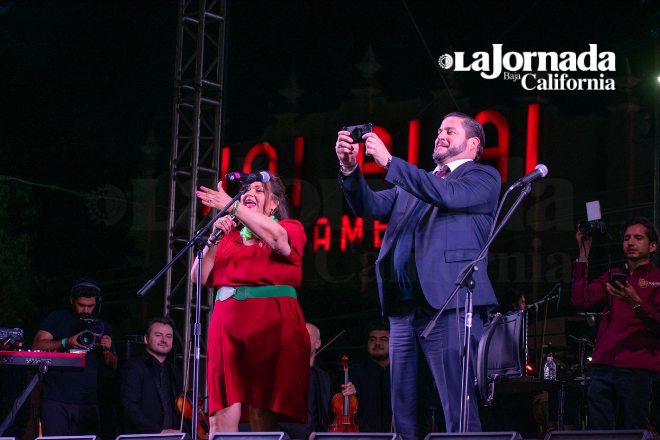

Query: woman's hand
[[212, 215, 235, 236], [336, 130, 359, 167], [197, 182, 232, 211]]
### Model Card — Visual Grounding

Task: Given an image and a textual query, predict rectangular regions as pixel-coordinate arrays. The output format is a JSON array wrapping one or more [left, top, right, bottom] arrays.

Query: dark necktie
[[435, 167, 449, 178]]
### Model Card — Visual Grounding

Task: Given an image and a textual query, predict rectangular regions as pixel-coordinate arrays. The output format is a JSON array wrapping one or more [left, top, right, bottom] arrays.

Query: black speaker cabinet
[[310, 433, 401, 440], [211, 433, 284, 440], [116, 434, 191, 440], [543, 430, 654, 440], [424, 433, 521, 440]]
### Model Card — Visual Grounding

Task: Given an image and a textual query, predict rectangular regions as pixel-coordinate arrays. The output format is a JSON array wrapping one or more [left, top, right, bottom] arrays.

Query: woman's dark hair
[[264, 172, 291, 220], [71, 277, 101, 299], [620, 217, 659, 250], [145, 316, 176, 336]]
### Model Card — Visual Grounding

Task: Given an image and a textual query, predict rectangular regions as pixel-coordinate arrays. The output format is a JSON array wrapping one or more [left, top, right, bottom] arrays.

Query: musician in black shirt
[[32, 278, 116, 436], [349, 319, 392, 432]]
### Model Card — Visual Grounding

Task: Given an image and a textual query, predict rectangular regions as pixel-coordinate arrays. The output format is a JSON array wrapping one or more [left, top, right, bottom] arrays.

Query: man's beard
[[626, 252, 646, 262], [433, 139, 467, 166], [151, 345, 171, 355], [370, 352, 388, 362]]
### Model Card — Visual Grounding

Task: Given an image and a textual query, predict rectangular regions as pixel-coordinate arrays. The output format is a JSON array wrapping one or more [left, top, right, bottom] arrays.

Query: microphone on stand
[[557, 284, 561, 311], [511, 164, 548, 189], [225, 171, 270, 183]]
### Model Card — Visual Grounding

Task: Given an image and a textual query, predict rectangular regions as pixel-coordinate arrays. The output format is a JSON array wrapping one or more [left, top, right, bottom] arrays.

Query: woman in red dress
[[191, 173, 310, 433]]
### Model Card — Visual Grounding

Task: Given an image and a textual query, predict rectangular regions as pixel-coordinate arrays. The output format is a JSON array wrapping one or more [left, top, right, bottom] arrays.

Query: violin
[[175, 389, 210, 439], [329, 355, 359, 432]]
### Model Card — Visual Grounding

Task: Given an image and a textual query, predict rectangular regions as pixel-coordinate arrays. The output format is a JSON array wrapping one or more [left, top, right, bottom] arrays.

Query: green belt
[[215, 285, 297, 302]]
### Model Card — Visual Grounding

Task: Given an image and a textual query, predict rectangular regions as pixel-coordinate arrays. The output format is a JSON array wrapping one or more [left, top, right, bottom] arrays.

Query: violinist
[[281, 323, 356, 440], [120, 317, 188, 434]]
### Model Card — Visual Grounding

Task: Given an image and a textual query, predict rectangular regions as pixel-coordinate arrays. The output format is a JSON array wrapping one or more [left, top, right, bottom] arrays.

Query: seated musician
[[280, 323, 356, 440], [348, 318, 392, 432], [32, 278, 116, 436], [120, 317, 189, 434]]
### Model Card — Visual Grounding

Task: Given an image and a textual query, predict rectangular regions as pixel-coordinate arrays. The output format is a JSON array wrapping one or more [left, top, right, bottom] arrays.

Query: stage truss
[[165, 0, 227, 388]]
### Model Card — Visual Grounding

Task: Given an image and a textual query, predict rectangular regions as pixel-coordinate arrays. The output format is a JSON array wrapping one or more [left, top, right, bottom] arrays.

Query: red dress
[[206, 219, 311, 423]]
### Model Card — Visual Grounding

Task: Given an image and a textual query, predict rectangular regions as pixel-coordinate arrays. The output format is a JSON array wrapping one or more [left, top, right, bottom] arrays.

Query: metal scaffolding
[[165, 0, 227, 389]]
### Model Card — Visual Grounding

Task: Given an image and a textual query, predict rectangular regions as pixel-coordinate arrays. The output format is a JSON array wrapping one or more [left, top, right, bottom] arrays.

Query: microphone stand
[[136, 182, 253, 437], [527, 283, 561, 370], [421, 182, 533, 432]]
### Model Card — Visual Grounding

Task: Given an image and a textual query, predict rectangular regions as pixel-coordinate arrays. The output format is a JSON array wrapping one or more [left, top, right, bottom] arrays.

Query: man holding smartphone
[[573, 217, 660, 429]]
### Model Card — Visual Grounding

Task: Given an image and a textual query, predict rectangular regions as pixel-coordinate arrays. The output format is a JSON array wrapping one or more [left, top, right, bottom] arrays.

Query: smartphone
[[611, 273, 627, 288], [342, 123, 373, 143]]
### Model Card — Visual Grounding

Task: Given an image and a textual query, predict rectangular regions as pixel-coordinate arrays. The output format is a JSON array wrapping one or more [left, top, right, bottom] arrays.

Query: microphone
[[208, 215, 236, 246], [225, 171, 270, 183], [511, 164, 548, 188], [208, 228, 225, 246], [557, 284, 561, 311]]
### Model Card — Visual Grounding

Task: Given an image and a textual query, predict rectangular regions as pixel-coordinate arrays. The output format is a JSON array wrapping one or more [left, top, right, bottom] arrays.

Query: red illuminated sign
[[223, 108, 540, 252], [475, 110, 510, 183], [313, 217, 331, 252], [340, 215, 363, 251]]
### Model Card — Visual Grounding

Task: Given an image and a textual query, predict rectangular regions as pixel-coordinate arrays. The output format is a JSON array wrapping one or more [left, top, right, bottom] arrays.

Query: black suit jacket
[[340, 159, 501, 314], [119, 351, 185, 434]]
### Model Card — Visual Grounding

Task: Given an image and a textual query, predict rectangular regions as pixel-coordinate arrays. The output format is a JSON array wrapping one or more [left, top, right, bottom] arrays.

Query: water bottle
[[543, 356, 557, 380]]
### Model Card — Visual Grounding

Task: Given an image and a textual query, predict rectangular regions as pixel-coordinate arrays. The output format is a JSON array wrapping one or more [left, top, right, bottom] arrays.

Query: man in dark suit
[[120, 317, 185, 434], [335, 112, 501, 438]]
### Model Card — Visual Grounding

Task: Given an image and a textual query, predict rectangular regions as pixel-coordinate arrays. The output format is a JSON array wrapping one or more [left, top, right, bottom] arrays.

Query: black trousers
[[41, 399, 100, 436], [588, 364, 654, 430]]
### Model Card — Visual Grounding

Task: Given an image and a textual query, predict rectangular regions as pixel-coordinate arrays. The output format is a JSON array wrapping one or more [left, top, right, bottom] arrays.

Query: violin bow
[[315, 330, 346, 356], [180, 339, 192, 431]]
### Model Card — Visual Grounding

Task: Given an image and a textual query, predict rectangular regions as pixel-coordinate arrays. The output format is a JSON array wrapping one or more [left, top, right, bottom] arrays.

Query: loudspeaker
[[211, 433, 284, 440], [543, 430, 654, 440], [477, 311, 527, 404], [116, 434, 191, 440], [36, 437, 99, 440], [424, 433, 521, 440], [310, 433, 400, 440]]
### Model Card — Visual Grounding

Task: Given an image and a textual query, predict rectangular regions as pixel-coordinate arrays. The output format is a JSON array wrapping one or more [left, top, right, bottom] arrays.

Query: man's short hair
[[71, 277, 101, 299], [145, 317, 176, 337], [620, 217, 659, 249], [443, 112, 486, 161], [365, 318, 390, 340]]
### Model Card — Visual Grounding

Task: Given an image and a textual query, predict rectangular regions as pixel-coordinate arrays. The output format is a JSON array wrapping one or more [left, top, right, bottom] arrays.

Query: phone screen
[[611, 273, 627, 287]]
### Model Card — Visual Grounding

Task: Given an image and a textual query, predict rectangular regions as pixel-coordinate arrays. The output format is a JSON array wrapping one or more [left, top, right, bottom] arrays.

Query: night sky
[[1, 0, 659, 365]]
